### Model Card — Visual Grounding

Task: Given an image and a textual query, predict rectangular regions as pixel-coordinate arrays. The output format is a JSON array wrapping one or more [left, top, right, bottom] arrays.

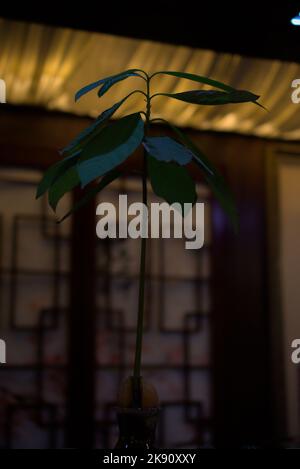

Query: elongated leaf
[[48, 167, 80, 211], [160, 89, 260, 106], [162, 121, 238, 231], [62, 92, 138, 157], [143, 137, 193, 165], [148, 155, 197, 210], [194, 152, 238, 232], [75, 69, 142, 101], [98, 72, 141, 98], [36, 153, 80, 199], [58, 169, 121, 223], [77, 113, 144, 187], [152, 70, 235, 92]]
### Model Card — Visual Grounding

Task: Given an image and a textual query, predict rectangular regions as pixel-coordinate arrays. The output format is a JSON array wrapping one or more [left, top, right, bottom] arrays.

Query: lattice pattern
[[0, 170, 70, 449], [94, 179, 213, 448], [0, 171, 213, 448]]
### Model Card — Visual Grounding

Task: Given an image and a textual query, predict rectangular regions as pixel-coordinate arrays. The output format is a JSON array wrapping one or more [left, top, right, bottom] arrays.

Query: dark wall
[[191, 132, 272, 446]]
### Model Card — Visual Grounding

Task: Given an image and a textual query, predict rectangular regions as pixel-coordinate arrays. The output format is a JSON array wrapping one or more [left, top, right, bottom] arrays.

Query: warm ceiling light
[[291, 13, 300, 25]]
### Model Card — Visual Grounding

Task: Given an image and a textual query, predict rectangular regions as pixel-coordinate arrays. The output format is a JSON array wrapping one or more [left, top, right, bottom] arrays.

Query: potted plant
[[36, 68, 263, 448]]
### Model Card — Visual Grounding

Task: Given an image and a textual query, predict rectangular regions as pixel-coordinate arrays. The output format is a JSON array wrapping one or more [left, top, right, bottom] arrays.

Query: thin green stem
[[128, 89, 148, 99], [132, 76, 151, 408], [136, 69, 150, 81], [150, 92, 167, 101], [148, 71, 161, 80], [145, 77, 151, 130]]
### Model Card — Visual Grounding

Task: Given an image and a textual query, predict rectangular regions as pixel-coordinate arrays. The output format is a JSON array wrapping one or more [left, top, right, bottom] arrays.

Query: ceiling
[[1, 17, 300, 140], [2, 4, 300, 63]]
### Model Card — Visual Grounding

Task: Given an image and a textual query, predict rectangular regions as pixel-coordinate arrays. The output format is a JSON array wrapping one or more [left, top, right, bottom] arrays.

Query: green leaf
[[36, 154, 79, 199], [159, 89, 260, 106], [97, 72, 141, 98], [58, 169, 121, 223], [152, 70, 235, 92], [163, 121, 238, 232], [77, 113, 144, 187], [62, 92, 139, 157], [75, 69, 143, 101], [148, 155, 197, 210], [48, 167, 80, 211], [143, 137, 193, 165]]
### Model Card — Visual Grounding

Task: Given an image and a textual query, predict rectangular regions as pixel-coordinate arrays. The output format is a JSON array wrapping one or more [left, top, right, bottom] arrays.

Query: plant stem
[[132, 77, 151, 408]]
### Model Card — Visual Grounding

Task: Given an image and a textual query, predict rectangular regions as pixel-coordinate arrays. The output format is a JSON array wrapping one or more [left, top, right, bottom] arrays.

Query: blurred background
[[0, 5, 300, 448]]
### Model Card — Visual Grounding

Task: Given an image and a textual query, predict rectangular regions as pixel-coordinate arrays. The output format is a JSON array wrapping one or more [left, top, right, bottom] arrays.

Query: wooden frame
[[266, 142, 300, 444]]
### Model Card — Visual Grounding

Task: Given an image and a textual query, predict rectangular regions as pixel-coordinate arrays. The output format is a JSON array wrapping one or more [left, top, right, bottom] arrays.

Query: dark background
[[0, 4, 300, 448], [2, 3, 300, 63]]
